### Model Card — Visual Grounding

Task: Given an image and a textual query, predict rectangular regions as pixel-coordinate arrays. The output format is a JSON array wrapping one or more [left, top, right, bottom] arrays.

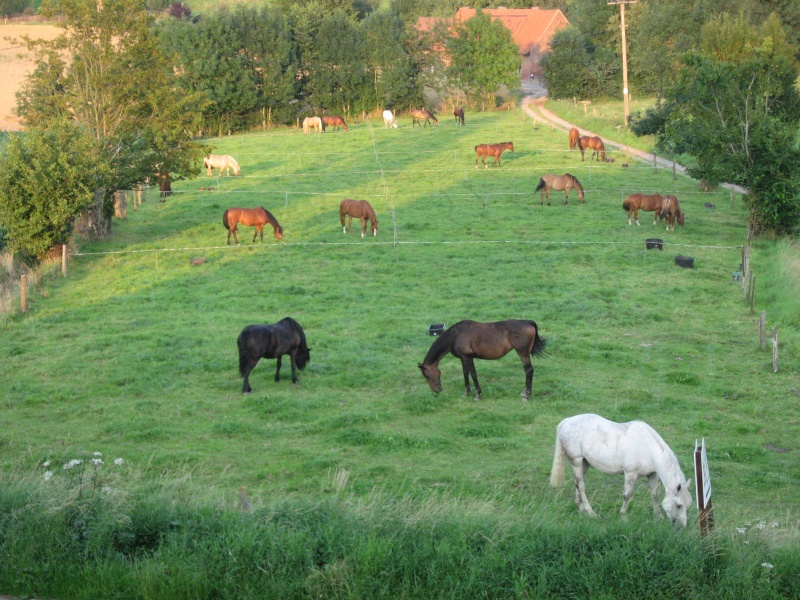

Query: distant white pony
[[382, 109, 397, 129], [550, 414, 692, 528], [303, 116, 323, 134], [204, 155, 240, 177]]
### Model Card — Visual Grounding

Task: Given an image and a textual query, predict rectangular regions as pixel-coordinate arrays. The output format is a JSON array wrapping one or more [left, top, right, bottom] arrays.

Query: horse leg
[[634, 209, 641, 227], [563, 189, 569, 205], [571, 459, 596, 516], [348, 215, 353, 234], [360, 217, 366, 238], [274, 355, 282, 382], [232, 225, 240, 245], [646, 473, 662, 517], [460, 359, 472, 397], [289, 352, 298, 383], [580, 148, 585, 161], [463, 357, 481, 399], [518, 354, 533, 401], [621, 471, 639, 515], [241, 358, 259, 393]]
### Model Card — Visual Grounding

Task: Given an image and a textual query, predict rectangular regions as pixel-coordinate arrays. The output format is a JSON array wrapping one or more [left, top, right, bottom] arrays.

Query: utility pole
[[608, 0, 636, 125]]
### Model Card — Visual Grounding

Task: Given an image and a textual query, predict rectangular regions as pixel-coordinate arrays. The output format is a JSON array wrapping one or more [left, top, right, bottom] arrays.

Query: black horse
[[237, 317, 310, 393], [418, 320, 545, 401]]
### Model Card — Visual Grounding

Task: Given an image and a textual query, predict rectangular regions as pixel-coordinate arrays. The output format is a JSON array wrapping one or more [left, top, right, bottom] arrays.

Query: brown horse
[[568, 127, 580, 150], [622, 194, 665, 226], [577, 136, 606, 162], [340, 199, 378, 237], [418, 320, 546, 401], [454, 106, 465, 126], [411, 109, 438, 127], [660, 195, 685, 230], [535, 173, 585, 205], [475, 142, 514, 168], [238, 317, 310, 393], [322, 115, 348, 131], [223, 207, 283, 244]]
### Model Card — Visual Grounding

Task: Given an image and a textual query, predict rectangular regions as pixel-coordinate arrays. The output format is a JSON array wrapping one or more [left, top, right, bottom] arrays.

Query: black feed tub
[[428, 323, 446, 336], [675, 256, 694, 269], [704, 202, 716, 209], [645, 238, 663, 250]]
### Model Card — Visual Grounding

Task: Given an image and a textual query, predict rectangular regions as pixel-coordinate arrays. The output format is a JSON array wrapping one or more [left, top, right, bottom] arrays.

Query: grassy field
[[2, 104, 799, 598], [3, 107, 797, 518]]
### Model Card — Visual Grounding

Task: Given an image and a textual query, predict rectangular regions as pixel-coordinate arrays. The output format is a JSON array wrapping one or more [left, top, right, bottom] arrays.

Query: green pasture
[[1, 108, 798, 532]]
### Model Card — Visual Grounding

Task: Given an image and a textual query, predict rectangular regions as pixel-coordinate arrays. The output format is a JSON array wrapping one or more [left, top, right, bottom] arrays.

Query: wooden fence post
[[672, 160, 676, 180], [749, 274, 755, 315], [653, 152, 657, 171], [62, 244, 67, 277], [772, 327, 778, 372], [759, 311, 766, 350], [20, 274, 27, 313]]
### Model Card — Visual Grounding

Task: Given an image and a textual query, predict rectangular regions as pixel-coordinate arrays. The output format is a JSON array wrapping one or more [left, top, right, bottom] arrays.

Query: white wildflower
[[757, 521, 766, 530], [736, 528, 746, 535], [770, 522, 779, 528], [102, 486, 113, 494], [114, 458, 124, 466], [43, 461, 50, 468], [91, 458, 103, 466], [43, 471, 53, 481], [762, 563, 774, 569], [93, 452, 102, 456]]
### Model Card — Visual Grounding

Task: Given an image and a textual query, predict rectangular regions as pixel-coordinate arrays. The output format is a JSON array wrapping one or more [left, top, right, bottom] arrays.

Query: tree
[[631, 13, 800, 235], [540, 27, 591, 100], [445, 10, 520, 109], [0, 123, 111, 258], [17, 0, 208, 239]]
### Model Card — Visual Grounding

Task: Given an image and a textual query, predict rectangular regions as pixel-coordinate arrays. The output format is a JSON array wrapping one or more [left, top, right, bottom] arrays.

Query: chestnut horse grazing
[[475, 142, 514, 168], [550, 414, 692, 528], [535, 174, 585, 205], [568, 127, 580, 150], [660, 195, 685, 230], [322, 115, 348, 131], [418, 320, 546, 401], [340, 199, 378, 237], [205, 155, 240, 176], [237, 317, 311, 393], [411, 109, 438, 127], [577, 136, 605, 162], [622, 193, 665, 226], [223, 207, 283, 244], [382, 109, 397, 128], [302, 116, 323, 134], [454, 106, 465, 126]]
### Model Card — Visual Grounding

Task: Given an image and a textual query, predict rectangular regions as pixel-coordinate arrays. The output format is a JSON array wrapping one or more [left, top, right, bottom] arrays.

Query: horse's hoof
[[242, 389, 252, 394], [520, 394, 530, 402]]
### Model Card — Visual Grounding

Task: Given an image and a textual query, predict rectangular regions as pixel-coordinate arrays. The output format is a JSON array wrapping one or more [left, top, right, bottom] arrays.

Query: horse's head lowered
[[662, 479, 692, 528], [418, 362, 442, 393]]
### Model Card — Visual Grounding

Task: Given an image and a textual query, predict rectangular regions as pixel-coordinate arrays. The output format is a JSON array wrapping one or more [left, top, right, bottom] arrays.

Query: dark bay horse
[[223, 207, 283, 244], [475, 142, 514, 168], [411, 109, 438, 127], [660, 195, 685, 230], [340, 199, 378, 237], [622, 194, 665, 226], [322, 115, 348, 131], [418, 320, 546, 401], [578, 136, 605, 162], [237, 317, 311, 393], [568, 127, 580, 150], [535, 173, 585, 205], [454, 106, 465, 126]]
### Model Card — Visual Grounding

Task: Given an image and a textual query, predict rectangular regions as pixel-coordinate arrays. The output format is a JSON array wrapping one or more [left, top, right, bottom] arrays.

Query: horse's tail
[[222, 209, 230, 230], [622, 197, 632, 211], [288, 318, 310, 370], [529, 321, 547, 357], [237, 328, 251, 377], [550, 428, 567, 487], [534, 178, 545, 193]]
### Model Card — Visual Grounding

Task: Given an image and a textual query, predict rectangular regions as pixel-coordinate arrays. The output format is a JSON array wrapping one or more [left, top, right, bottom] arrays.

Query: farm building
[[417, 6, 570, 83]]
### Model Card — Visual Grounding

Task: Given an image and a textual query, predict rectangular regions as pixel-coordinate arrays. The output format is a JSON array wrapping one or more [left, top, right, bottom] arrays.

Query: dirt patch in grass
[[0, 22, 62, 131]]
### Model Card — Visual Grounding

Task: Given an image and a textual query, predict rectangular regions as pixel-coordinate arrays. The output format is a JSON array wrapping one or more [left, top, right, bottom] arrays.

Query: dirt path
[[521, 95, 748, 195]]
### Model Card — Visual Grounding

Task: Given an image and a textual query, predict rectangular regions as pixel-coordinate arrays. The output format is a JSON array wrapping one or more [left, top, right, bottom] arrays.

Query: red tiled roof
[[417, 7, 570, 56]]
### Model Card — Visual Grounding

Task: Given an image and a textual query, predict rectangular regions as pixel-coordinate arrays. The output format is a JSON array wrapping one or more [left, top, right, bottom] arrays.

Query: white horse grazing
[[302, 116, 323, 134], [550, 414, 692, 528], [382, 109, 397, 129], [204, 155, 240, 177]]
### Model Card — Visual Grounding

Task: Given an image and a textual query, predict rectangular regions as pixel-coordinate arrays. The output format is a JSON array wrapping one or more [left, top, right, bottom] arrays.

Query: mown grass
[[1, 107, 799, 597]]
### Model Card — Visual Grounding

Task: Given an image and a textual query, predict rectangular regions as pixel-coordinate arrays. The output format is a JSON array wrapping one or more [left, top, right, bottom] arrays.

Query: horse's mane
[[260, 207, 282, 230], [284, 317, 310, 370], [422, 328, 454, 366], [364, 201, 377, 224], [641, 423, 686, 487]]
